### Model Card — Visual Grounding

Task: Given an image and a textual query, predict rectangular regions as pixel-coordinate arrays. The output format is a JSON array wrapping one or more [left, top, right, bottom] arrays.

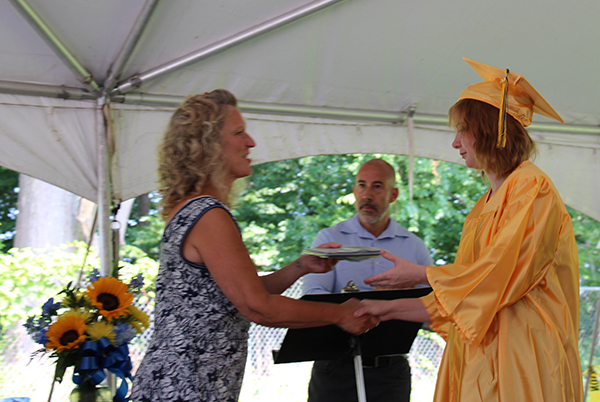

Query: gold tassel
[[497, 69, 509, 149]]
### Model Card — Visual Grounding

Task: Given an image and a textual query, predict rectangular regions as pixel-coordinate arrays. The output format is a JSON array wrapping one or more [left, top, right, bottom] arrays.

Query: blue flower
[[128, 273, 144, 294], [23, 316, 37, 333], [41, 298, 61, 316], [113, 322, 136, 346], [34, 328, 49, 345], [87, 268, 100, 284]]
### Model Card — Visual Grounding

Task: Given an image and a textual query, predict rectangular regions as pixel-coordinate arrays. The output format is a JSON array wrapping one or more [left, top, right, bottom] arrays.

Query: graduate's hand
[[294, 242, 341, 274], [354, 299, 399, 322], [363, 250, 429, 289], [355, 298, 432, 323]]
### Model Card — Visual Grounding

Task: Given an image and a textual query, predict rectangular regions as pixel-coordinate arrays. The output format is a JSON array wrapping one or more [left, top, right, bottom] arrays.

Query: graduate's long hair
[[449, 99, 537, 179]]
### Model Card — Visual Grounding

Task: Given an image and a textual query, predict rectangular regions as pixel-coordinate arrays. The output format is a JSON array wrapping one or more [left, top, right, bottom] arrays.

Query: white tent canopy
[[1, 0, 599, 264]]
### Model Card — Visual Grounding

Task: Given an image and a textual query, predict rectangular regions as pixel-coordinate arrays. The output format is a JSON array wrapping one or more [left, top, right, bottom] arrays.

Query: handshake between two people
[[313, 244, 431, 335]]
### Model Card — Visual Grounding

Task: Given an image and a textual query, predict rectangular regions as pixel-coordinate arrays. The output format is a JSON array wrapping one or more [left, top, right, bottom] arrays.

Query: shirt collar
[[340, 214, 411, 240]]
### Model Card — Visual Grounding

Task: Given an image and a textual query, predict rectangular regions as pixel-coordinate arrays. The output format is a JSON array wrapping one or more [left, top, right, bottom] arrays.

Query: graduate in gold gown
[[355, 58, 583, 402]]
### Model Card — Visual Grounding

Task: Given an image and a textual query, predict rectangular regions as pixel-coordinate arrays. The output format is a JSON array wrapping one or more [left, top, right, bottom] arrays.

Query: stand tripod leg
[[351, 336, 367, 402]]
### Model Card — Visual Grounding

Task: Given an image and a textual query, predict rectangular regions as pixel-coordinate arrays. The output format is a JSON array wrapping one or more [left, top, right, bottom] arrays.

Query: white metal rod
[[114, 93, 600, 135], [103, 0, 160, 93], [408, 115, 415, 200], [96, 98, 112, 276], [1, 81, 598, 136], [8, 0, 100, 92], [353, 354, 367, 402], [352, 339, 367, 402], [241, 101, 405, 123], [0, 80, 96, 100], [115, 92, 406, 122], [112, 0, 347, 94]]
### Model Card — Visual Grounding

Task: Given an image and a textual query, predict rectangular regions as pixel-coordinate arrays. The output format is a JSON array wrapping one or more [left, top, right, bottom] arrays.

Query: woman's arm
[[260, 243, 340, 294], [183, 208, 376, 334]]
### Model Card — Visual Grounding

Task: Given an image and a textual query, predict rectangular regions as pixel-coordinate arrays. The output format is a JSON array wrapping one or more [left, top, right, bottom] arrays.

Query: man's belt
[[360, 354, 407, 368]]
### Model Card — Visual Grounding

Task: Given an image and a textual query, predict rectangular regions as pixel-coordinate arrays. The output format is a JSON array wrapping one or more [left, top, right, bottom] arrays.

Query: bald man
[[303, 159, 433, 402]]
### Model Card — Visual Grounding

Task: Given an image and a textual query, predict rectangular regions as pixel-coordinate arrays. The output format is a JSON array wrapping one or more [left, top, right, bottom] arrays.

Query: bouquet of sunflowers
[[24, 269, 150, 402]]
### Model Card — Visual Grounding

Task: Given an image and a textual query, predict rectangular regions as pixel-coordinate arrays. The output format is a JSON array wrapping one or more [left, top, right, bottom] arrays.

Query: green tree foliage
[[390, 157, 488, 264], [0, 244, 87, 337], [124, 194, 164, 261], [578, 290, 600, 372], [233, 155, 359, 270], [571, 206, 600, 286], [0, 167, 19, 252]]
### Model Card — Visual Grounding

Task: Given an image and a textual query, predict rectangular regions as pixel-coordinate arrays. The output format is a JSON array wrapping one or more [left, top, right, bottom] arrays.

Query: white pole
[[351, 337, 367, 402], [96, 97, 112, 277]]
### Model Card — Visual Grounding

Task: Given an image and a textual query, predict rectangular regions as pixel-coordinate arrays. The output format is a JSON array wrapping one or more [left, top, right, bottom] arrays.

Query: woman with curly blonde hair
[[157, 89, 234, 217], [132, 89, 377, 402]]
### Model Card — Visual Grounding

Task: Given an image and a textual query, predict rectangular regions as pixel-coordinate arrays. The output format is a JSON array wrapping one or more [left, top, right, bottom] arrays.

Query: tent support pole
[[8, 0, 100, 93], [1, 81, 599, 136], [408, 108, 416, 200], [0, 80, 96, 100], [112, 0, 347, 94], [96, 96, 113, 277], [114, 93, 600, 136], [103, 0, 159, 92]]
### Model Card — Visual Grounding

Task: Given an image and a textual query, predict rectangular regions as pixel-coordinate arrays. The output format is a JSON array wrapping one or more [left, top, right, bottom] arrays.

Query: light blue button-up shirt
[[303, 214, 433, 294]]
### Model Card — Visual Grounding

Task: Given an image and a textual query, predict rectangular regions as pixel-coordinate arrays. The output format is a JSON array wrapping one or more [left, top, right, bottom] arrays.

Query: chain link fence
[[2, 285, 600, 401]]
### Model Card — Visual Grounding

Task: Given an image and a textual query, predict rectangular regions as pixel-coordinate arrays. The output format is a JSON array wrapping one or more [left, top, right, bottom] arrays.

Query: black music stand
[[273, 287, 432, 402]]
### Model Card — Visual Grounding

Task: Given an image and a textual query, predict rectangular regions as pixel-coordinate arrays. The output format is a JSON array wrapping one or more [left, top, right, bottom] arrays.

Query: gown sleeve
[[425, 172, 568, 346], [420, 291, 452, 340]]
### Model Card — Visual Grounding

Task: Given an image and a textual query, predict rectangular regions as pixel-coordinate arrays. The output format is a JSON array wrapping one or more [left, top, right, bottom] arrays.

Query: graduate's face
[[452, 120, 481, 169]]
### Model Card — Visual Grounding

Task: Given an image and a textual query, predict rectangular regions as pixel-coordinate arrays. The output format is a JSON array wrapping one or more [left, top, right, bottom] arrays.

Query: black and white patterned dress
[[131, 197, 250, 402]]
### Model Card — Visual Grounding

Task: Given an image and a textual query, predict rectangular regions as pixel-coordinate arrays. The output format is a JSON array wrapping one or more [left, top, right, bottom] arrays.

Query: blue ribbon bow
[[73, 338, 133, 402]]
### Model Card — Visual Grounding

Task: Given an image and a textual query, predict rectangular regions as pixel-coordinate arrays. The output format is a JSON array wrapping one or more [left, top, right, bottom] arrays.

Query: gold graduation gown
[[421, 161, 583, 402]]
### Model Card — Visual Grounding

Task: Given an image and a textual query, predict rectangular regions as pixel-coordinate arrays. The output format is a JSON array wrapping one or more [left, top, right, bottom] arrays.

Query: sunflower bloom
[[86, 277, 133, 321], [45, 315, 87, 352], [127, 305, 150, 333], [86, 321, 116, 345]]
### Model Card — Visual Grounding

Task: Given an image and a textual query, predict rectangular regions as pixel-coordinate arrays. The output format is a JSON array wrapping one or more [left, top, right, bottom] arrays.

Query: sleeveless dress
[[131, 196, 250, 402]]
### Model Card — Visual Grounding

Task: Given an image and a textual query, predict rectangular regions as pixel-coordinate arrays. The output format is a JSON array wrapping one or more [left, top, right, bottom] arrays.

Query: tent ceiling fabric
[[0, 0, 599, 220]]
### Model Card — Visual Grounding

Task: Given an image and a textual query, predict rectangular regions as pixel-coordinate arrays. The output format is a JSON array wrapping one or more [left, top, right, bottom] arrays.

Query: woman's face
[[452, 119, 481, 169], [220, 106, 256, 179]]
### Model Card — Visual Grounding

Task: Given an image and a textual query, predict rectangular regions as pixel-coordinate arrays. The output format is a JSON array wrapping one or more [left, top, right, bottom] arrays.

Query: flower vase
[[69, 379, 112, 402]]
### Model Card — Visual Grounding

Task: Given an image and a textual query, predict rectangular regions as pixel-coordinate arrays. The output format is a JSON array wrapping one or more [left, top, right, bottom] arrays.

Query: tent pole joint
[[119, 76, 143, 93], [58, 85, 70, 100]]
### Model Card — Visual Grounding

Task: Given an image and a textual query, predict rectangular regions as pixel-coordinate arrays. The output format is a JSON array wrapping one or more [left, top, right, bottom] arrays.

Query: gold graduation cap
[[458, 57, 564, 148]]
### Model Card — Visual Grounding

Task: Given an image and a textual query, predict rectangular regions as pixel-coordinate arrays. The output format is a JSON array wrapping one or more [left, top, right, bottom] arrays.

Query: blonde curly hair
[[157, 89, 237, 218]]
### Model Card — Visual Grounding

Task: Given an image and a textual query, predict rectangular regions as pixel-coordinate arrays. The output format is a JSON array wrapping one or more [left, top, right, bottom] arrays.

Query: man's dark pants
[[307, 355, 411, 402]]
